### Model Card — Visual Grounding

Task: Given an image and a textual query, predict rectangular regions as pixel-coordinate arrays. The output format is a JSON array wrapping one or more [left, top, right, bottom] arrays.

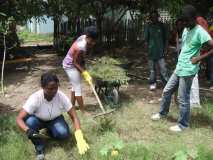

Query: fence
[[55, 15, 174, 50]]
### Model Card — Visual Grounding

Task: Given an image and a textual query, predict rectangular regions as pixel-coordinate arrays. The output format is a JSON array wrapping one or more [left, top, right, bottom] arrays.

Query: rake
[[88, 82, 115, 118]]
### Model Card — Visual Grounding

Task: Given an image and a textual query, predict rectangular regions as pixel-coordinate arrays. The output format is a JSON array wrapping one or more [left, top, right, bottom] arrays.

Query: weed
[[96, 117, 116, 134]]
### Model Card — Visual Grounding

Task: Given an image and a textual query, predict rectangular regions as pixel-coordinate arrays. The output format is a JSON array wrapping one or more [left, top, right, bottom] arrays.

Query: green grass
[[1, 99, 213, 160], [17, 29, 53, 44], [0, 113, 33, 160]]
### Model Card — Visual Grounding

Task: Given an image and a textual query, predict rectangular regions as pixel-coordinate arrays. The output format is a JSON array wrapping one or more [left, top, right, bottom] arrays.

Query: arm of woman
[[16, 109, 30, 132], [67, 107, 89, 155], [72, 49, 92, 84], [72, 49, 85, 73], [67, 107, 80, 130]]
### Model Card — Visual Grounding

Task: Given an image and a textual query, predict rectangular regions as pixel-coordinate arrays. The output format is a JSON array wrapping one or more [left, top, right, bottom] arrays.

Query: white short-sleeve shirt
[[23, 90, 72, 121]]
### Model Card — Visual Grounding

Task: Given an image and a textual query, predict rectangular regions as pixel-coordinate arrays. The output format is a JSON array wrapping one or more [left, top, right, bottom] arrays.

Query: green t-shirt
[[175, 25, 211, 77], [144, 22, 168, 60]]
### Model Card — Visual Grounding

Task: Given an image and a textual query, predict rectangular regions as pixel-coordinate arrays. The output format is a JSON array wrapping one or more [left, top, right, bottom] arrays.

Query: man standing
[[144, 10, 169, 90], [151, 5, 213, 132]]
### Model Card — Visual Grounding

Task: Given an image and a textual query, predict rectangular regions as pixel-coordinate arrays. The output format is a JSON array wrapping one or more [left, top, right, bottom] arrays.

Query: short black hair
[[181, 5, 197, 19], [40, 72, 59, 88], [175, 18, 183, 25], [150, 10, 159, 17], [84, 26, 98, 40]]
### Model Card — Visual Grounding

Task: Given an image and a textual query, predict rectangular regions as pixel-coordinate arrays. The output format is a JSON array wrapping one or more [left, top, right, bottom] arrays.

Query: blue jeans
[[25, 115, 70, 153], [159, 72, 194, 128], [148, 58, 169, 85]]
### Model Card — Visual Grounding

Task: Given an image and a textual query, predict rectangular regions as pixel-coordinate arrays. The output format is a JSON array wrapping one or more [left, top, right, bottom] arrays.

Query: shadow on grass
[[190, 112, 213, 129], [44, 134, 77, 156], [119, 92, 133, 105], [166, 115, 178, 123], [84, 92, 133, 113], [164, 109, 213, 129], [85, 104, 100, 112]]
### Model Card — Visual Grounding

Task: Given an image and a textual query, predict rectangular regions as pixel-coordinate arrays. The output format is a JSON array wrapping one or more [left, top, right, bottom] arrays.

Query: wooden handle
[[89, 82, 106, 113]]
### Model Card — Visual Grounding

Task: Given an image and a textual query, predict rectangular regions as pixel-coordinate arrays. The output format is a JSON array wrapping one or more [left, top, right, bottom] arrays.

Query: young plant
[[172, 149, 197, 160], [0, 15, 14, 95], [99, 132, 124, 157], [97, 117, 116, 134]]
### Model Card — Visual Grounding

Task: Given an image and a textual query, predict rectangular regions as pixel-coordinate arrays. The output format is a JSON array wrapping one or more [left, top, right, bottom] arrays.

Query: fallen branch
[[128, 74, 162, 82]]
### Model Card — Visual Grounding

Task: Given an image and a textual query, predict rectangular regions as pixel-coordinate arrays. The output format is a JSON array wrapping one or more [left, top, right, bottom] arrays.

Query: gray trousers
[[148, 58, 169, 85]]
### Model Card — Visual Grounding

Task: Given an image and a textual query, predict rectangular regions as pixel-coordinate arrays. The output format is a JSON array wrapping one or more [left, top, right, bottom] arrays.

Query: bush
[[89, 56, 130, 85]]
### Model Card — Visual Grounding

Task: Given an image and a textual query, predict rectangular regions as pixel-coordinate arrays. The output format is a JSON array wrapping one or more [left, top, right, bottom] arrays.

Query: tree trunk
[[96, 15, 103, 43], [53, 17, 59, 50], [1, 34, 6, 95]]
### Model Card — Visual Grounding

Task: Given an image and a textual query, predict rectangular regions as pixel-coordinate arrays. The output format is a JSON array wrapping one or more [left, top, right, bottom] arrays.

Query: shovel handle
[[89, 82, 106, 113]]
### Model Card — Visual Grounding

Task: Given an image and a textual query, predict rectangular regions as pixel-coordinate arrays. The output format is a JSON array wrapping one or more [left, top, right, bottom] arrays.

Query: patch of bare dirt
[[0, 102, 16, 113]]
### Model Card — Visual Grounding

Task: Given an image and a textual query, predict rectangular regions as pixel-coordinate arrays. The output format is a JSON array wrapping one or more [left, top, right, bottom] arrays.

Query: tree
[[0, 15, 15, 95]]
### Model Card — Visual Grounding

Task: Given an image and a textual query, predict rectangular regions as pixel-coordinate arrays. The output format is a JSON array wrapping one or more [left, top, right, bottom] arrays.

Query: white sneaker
[[210, 86, 213, 90], [169, 125, 182, 132], [150, 83, 157, 91], [36, 154, 44, 160], [151, 113, 162, 121]]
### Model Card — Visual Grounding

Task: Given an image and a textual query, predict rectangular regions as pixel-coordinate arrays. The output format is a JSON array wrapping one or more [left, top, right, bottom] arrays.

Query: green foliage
[[17, 29, 53, 43], [0, 113, 33, 160], [162, 0, 184, 16], [95, 56, 123, 65], [1, 100, 213, 160], [0, 16, 14, 34], [189, 99, 213, 129], [172, 149, 197, 160], [65, 37, 75, 46], [98, 132, 124, 157], [202, 99, 213, 120], [0, 0, 46, 24], [97, 117, 116, 134], [196, 145, 213, 160], [172, 146, 213, 160], [123, 142, 151, 160], [89, 56, 130, 85]]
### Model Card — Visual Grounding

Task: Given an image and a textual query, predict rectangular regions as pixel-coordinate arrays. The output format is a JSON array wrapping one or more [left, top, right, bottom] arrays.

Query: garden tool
[[88, 81, 115, 118], [82, 70, 115, 117], [32, 133, 50, 139], [32, 129, 50, 139]]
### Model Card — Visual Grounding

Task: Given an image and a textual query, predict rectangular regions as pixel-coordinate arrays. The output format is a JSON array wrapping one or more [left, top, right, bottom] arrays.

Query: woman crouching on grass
[[16, 72, 89, 160]]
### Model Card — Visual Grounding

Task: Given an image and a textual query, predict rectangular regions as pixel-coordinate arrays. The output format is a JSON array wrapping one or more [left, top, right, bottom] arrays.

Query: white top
[[62, 35, 87, 68], [76, 35, 87, 52], [23, 90, 72, 121]]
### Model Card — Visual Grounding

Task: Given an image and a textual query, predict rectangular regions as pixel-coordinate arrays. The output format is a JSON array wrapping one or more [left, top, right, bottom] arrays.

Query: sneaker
[[150, 83, 157, 91], [169, 125, 183, 132], [36, 154, 44, 160], [151, 113, 162, 121], [36, 150, 44, 160], [210, 86, 213, 90]]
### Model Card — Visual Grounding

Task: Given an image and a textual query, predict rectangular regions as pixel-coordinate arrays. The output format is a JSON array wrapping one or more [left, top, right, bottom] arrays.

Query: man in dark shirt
[[144, 10, 169, 90]]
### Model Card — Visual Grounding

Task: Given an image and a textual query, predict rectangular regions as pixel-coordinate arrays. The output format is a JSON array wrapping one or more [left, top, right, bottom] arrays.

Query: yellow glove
[[74, 129, 90, 155], [82, 71, 92, 84]]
